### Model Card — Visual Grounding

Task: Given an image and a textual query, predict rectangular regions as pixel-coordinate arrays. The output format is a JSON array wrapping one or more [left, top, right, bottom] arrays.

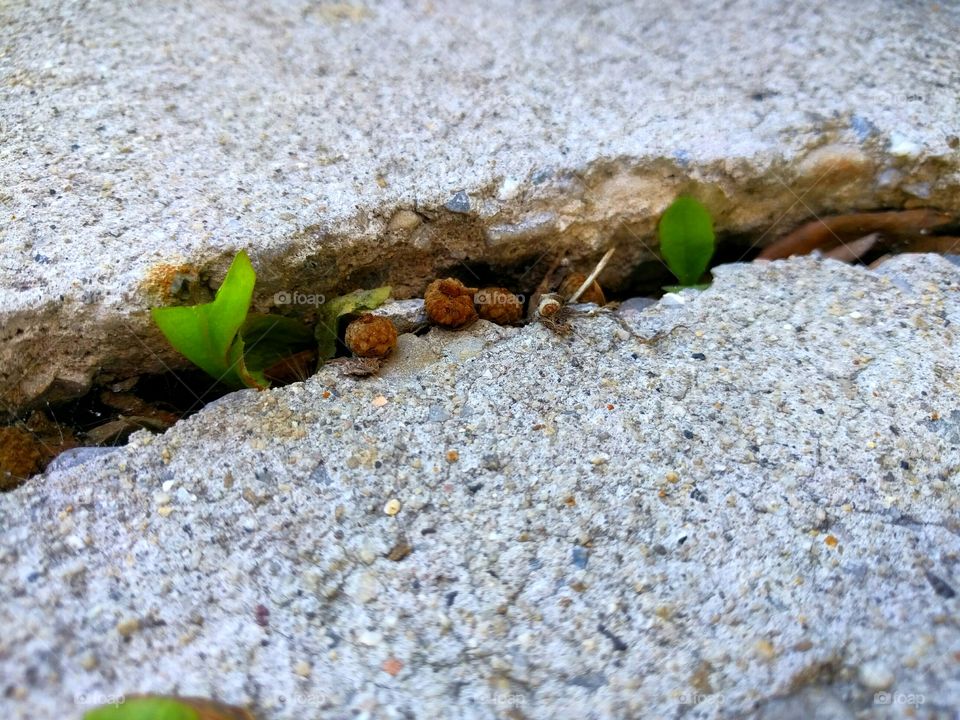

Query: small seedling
[[151, 251, 313, 390], [658, 197, 715, 290]]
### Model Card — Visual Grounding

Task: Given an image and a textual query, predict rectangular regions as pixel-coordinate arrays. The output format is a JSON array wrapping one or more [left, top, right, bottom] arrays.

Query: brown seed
[[344, 314, 398, 358], [558, 272, 606, 306], [475, 286, 523, 325], [424, 278, 478, 328], [386, 541, 412, 562], [536, 294, 562, 318]]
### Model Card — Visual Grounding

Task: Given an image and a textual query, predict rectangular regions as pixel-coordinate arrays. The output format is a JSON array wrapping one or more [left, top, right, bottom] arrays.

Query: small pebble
[[754, 639, 776, 660], [384, 498, 401, 516], [116, 618, 140, 637], [294, 660, 312, 678], [358, 630, 382, 646], [572, 546, 589, 569], [382, 657, 404, 677], [859, 661, 894, 690]]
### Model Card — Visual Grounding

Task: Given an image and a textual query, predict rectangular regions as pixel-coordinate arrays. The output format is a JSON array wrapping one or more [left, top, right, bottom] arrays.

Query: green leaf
[[84, 696, 199, 720], [658, 197, 715, 287], [152, 251, 257, 389], [241, 314, 315, 373], [315, 287, 392, 361]]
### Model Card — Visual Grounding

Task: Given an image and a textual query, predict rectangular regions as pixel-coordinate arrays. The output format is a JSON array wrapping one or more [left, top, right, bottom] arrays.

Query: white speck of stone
[[384, 498, 401, 516], [359, 546, 377, 565], [358, 630, 382, 646], [660, 293, 685, 307], [161, 480, 176, 492], [66, 534, 85, 551], [241, 516, 258, 532], [294, 660, 312, 678], [497, 176, 521, 201], [848, 311, 863, 320], [175, 487, 196, 503], [859, 660, 895, 690], [353, 572, 379, 603], [889, 133, 921, 157], [153, 492, 171, 506]]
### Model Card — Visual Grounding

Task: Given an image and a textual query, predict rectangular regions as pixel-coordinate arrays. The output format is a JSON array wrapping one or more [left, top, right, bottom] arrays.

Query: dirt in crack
[[0, 369, 235, 491]]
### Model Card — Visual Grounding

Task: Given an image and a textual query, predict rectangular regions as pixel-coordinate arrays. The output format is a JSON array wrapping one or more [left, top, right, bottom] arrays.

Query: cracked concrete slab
[[3, 0, 960, 412], [2, 257, 958, 719]]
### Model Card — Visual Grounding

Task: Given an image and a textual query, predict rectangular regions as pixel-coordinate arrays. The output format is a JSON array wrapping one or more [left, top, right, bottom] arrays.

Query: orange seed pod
[[424, 278, 478, 328], [344, 314, 398, 358], [475, 286, 523, 325], [558, 272, 606, 306]]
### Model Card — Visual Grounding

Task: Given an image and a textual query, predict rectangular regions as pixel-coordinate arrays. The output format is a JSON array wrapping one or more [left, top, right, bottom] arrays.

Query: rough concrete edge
[[3, 138, 960, 415]]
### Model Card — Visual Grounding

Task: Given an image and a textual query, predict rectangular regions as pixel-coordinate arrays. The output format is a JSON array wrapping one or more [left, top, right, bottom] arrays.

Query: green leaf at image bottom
[[84, 695, 255, 720], [84, 697, 199, 720], [315, 286, 392, 361]]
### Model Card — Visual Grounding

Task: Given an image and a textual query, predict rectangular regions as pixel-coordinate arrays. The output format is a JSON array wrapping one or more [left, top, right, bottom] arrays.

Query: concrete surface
[[3, 0, 960, 412], [2, 257, 959, 720]]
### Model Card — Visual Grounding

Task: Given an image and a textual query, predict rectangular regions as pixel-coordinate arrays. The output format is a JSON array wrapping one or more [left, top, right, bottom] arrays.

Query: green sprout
[[152, 251, 391, 389], [658, 196, 716, 290]]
